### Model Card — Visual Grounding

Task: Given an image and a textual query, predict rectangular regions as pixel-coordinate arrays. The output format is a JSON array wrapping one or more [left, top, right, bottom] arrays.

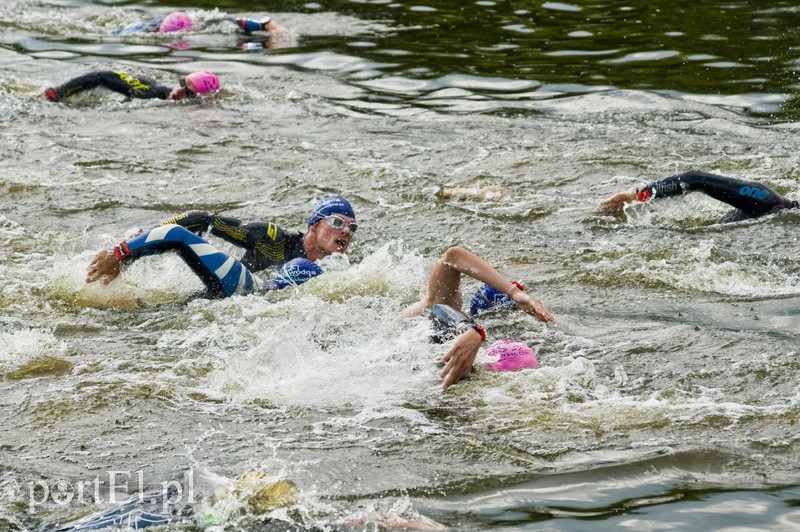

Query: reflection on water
[[0, 0, 799, 530], [2, 1, 799, 118]]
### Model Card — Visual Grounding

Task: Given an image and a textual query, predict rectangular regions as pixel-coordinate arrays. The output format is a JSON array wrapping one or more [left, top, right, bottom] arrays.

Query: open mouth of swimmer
[[335, 238, 348, 247]]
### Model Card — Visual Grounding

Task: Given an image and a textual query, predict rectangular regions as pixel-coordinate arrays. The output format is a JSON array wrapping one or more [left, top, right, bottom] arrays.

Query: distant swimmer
[[599, 169, 799, 222], [112, 10, 288, 38], [84, 196, 357, 298], [43, 70, 220, 102]]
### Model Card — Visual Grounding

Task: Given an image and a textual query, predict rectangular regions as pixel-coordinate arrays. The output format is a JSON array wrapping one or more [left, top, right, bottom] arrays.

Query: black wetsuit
[[637, 170, 798, 221], [45, 70, 172, 102], [153, 211, 307, 273]]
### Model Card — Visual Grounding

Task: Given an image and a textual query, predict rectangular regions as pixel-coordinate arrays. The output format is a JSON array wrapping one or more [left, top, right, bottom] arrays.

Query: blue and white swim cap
[[307, 196, 355, 228], [268, 258, 324, 290]]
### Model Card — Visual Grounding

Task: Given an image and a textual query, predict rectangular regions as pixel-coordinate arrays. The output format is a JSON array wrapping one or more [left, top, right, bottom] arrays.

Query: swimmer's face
[[168, 77, 198, 100], [314, 214, 356, 256]]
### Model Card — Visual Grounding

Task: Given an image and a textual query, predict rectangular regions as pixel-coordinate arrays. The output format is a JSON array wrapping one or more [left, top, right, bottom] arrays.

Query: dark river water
[[1, 0, 799, 530]]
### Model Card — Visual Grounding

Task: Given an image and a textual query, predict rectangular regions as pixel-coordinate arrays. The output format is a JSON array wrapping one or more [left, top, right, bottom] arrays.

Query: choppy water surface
[[1, 0, 799, 530]]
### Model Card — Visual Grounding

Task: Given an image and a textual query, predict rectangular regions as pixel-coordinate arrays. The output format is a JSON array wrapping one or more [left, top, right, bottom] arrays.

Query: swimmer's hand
[[439, 328, 483, 390], [599, 191, 638, 215], [509, 286, 555, 323], [86, 250, 121, 285]]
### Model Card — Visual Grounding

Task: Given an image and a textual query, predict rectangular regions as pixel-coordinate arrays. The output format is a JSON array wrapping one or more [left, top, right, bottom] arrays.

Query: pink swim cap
[[484, 340, 539, 372], [184, 71, 220, 94], [159, 11, 193, 33]]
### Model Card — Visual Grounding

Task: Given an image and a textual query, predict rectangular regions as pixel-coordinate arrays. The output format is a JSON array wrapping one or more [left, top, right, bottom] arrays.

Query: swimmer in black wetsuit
[[599, 169, 799, 221], [43, 70, 220, 102], [85, 196, 357, 298]]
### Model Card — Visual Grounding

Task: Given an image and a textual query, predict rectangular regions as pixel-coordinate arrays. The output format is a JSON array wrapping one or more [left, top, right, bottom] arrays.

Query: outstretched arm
[[599, 169, 795, 218], [598, 190, 638, 214], [86, 211, 214, 284], [398, 246, 554, 323], [44, 71, 170, 101], [86, 249, 122, 284]]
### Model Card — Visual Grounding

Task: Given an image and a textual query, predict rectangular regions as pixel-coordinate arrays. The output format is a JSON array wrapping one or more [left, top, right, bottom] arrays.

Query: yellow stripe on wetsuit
[[113, 71, 151, 93]]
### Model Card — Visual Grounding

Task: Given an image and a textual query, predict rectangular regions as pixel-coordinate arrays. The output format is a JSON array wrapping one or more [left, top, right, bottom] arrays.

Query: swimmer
[[429, 303, 540, 382], [439, 184, 508, 202], [397, 246, 554, 390], [85, 196, 357, 299], [599, 169, 799, 222], [55, 471, 298, 531], [112, 10, 288, 39], [43, 70, 220, 102], [56, 469, 444, 531]]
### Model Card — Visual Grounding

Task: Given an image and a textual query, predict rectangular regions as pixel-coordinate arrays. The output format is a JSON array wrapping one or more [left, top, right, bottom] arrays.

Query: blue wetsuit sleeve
[[637, 169, 795, 218], [116, 225, 254, 298]]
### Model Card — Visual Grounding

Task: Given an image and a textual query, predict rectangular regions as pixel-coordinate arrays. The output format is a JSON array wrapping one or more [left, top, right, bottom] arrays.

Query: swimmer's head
[[308, 196, 356, 228], [159, 11, 193, 33], [268, 258, 324, 290], [484, 340, 539, 372], [183, 71, 220, 95]]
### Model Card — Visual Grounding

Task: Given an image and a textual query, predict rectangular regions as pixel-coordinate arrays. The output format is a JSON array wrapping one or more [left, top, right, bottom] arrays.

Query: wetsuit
[[114, 211, 307, 298], [429, 304, 486, 344], [636, 170, 798, 221], [45, 71, 171, 102]]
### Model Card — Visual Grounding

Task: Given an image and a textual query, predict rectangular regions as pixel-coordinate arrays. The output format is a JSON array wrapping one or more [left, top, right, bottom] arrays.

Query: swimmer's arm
[[598, 190, 638, 214], [85, 229, 170, 284], [207, 216, 270, 249], [86, 249, 121, 284], [441, 247, 555, 323], [599, 172, 690, 214], [86, 211, 213, 284], [44, 71, 119, 101], [429, 304, 487, 390], [158, 211, 215, 235], [440, 327, 485, 390]]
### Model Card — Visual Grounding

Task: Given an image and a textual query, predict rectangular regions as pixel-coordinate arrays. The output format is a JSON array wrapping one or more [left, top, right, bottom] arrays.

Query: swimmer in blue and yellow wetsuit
[[85, 196, 357, 298], [43, 70, 220, 102], [599, 169, 799, 221]]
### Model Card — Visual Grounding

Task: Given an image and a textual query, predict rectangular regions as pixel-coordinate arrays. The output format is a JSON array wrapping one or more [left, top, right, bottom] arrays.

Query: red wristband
[[511, 281, 525, 292], [113, 242, 131, 261], [637, 188, 652, 202], [471, 322, 486, 342]]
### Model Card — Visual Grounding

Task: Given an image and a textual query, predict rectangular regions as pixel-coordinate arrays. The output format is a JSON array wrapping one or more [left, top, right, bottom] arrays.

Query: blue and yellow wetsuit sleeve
[[636, 169, 797, 219], [113, 223, 254, 298], [45, 71, 171, 102]]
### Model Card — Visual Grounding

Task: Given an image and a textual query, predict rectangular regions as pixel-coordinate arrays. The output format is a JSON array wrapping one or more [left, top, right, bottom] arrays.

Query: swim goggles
[[179, 78, 197, 99], [324, 215, 358, 233]]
